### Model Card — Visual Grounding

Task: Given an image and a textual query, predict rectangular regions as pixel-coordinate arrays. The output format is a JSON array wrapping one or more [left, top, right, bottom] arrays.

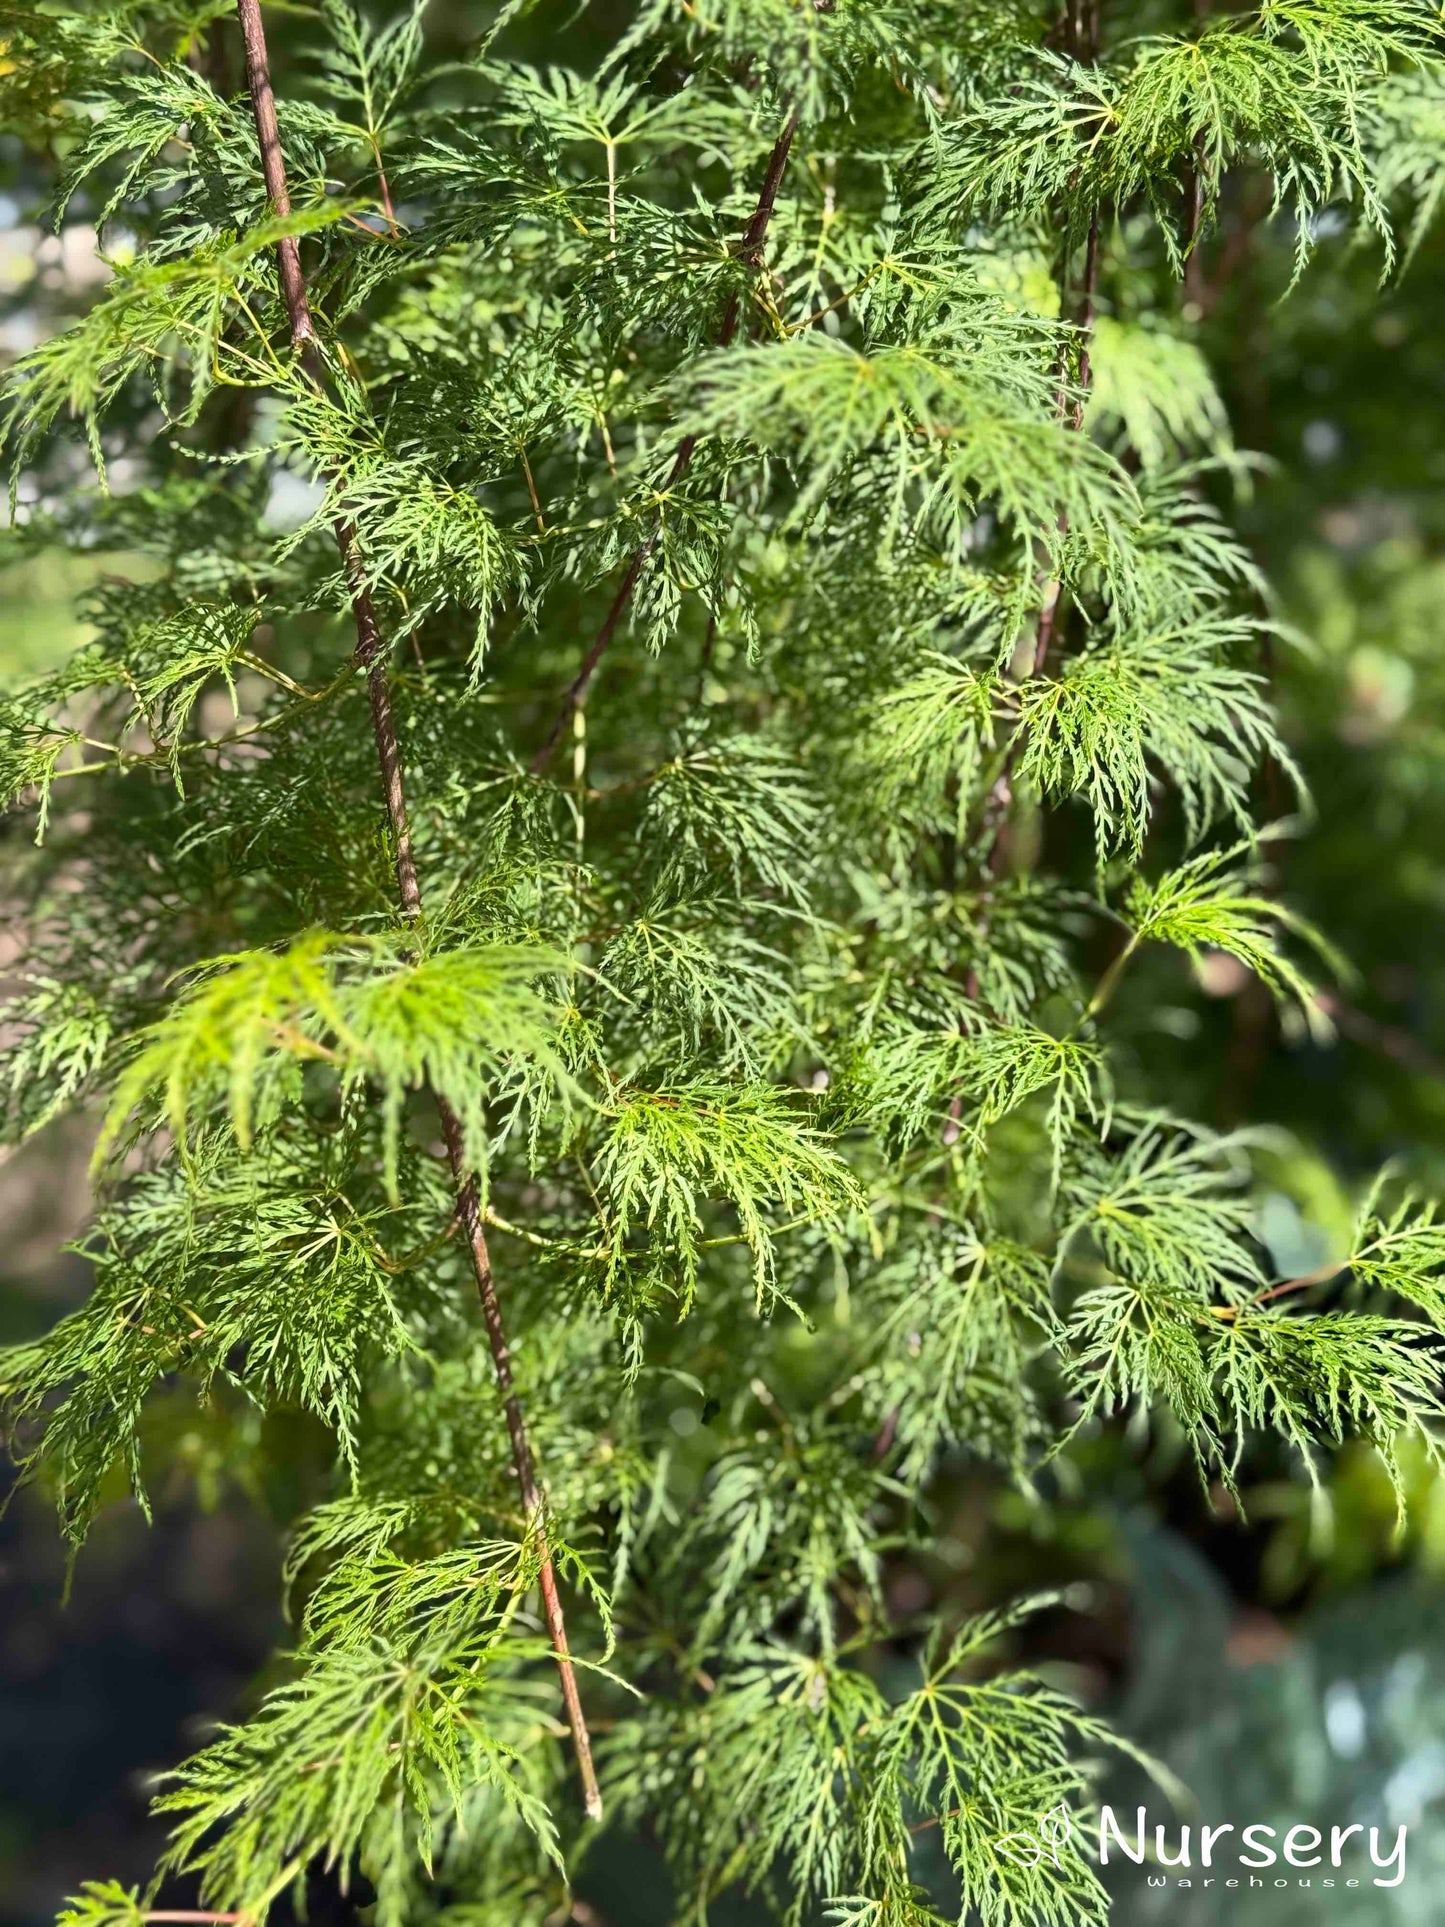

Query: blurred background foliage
[[7, 0, 1445, 1922]]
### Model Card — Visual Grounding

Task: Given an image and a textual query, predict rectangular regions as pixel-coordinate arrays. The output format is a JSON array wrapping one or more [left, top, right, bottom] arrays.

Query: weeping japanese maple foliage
[[4, 0, 1445, 1921]]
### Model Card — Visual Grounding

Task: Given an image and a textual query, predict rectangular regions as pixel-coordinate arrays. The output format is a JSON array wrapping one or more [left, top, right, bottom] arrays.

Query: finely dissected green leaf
[[96, 934, 569, 1182], [0, 976, 116, 1138], [1015, 619, 1289, 852], [0, 1138, 449, 1534], [4, 209, 355, 480], [1347, 1173, 1445, 1321], [611, 1597, 1132, 1927], [1119, 842, 1337, 1022], [155, 1628, 561, 1927], [1085, 319, 1232, 469], [54, 1884, 148, 1927], [673, 328, 1136, 554], [595, 1079, 863, 1305]]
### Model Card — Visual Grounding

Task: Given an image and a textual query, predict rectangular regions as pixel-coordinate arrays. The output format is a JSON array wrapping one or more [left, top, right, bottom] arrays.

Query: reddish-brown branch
[[1031, 213, 1100, 683], [964, 0, 1104, 963], [437, 1102, 601, 1807], [1184, 0, 1212, 311], [530, 113, 799, 773], [372, 146, 397, 227], [235, 0, 314, 347], [1022, 0, 1104, 691], [1183, 141, 1207, 313], [234, 0, 600, 1819], [1313, 989, 1445, 1079], [1068, 216, 1101, 431], [236, 0, 420, 911], [965, 204, 1101, 911], [1211, 1261, 1349, 1321], [143, 1914, 247, 1924]]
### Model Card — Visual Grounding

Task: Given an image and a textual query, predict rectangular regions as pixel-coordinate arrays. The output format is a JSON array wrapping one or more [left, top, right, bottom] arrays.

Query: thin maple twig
[[44, 663, 357, 789], [956, 210, 1102, 997], [1184, 0, 1212, 311], [370, 139, 397, 227], [1210, 1259, 1350, 1321], [1014, 2, 1104, 697], [962, 0, 1103, 991], [235, 0, 314, 348], [1313, 988, 1445, 1079], [785, 265, 878, 335], [1183, 135, 1208, 313], [234, 0, 602, 1819], [519, 443, 547, 532], [436, 1106, 600, 1804], [142, 1914, 248, 1924], [530, 113, 799, 773], [1031, 211, 1100, 682]]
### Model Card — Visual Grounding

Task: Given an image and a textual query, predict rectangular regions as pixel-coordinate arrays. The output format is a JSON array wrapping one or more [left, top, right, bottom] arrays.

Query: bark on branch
[[234, 0, 601, 1819], [530, 113, 800, 774]]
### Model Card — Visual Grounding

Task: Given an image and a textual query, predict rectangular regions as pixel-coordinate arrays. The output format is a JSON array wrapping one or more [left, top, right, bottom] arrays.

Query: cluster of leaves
[[5, 0, 1445, 1921]]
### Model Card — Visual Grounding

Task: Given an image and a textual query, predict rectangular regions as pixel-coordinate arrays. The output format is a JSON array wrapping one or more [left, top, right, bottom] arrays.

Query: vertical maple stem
[[1184, 0, 1212, 311], [970, 214, 1101, 900], [437, 1101, 602, 1811], [372, 142, 397, 226], [1033, 213, 1100, 678], [233, 0, 601, 1819], [235, 0, 314, 348], [1024, 0, 1105, 695], [971, 37, 1105, 919], [1069, 216, 1101, 428], [530, 112, 799, 772], [1184, 132, 1208, 313]]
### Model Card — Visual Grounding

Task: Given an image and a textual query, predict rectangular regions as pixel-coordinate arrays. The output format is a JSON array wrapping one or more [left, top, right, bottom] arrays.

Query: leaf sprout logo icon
[[997, 1802, 1075, 1870]]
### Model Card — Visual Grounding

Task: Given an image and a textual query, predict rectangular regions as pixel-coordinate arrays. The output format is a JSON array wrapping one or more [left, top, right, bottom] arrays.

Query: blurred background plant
[[7, 0, 1445, 1922]]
